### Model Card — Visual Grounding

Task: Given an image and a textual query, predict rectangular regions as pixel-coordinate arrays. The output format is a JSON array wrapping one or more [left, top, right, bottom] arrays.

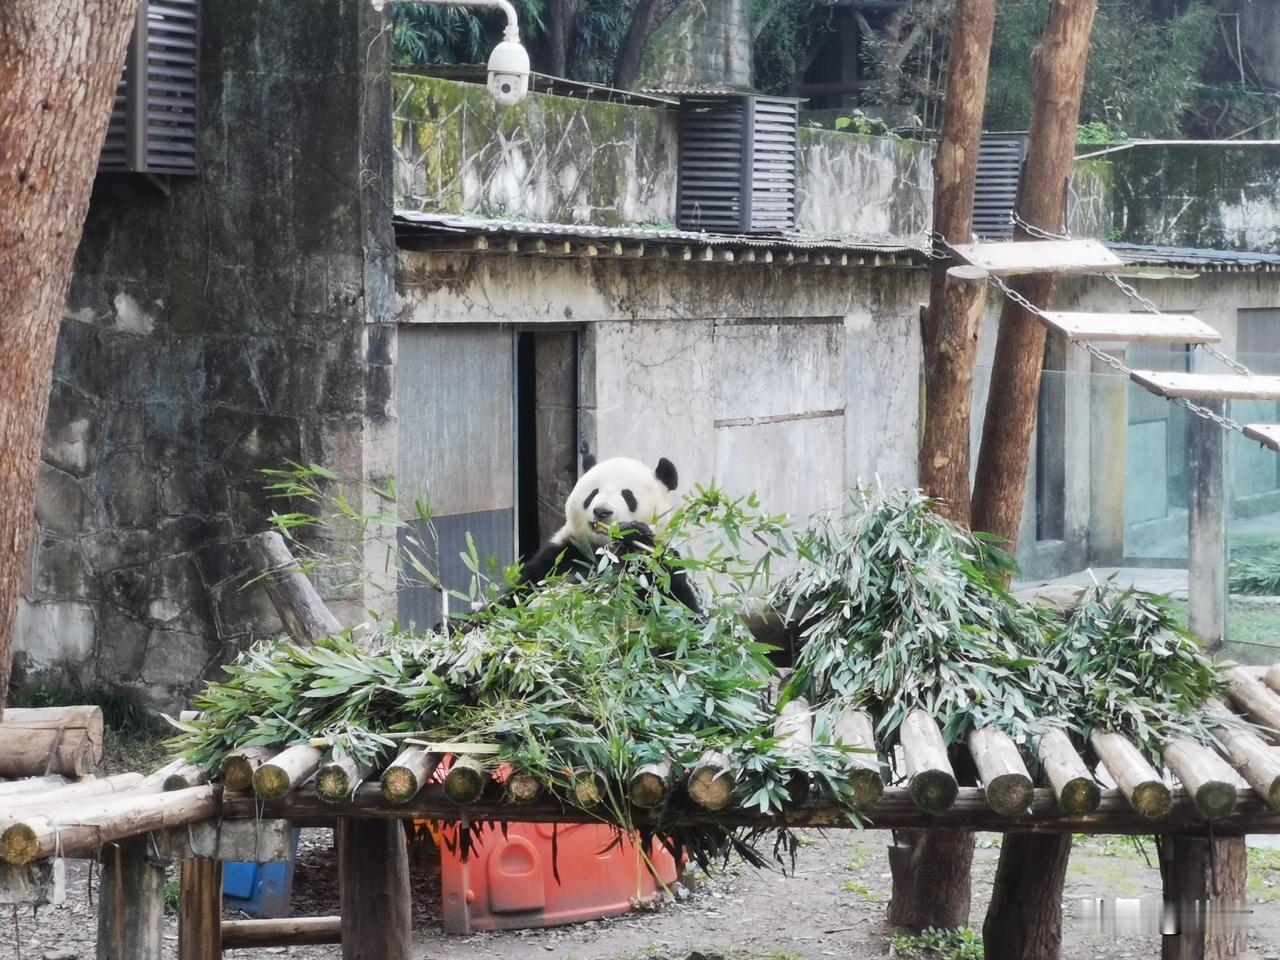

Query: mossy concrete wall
[[636, 0, 753, 91], [1111, 143, 1280, 252], [18, 0, 397, 710]]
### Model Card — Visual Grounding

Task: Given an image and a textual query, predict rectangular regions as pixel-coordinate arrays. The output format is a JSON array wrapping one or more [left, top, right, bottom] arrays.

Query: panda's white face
[[562, 456, 679, 545]]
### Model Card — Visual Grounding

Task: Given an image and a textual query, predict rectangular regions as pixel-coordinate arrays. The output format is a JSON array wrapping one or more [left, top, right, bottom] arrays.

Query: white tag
[[50, 859, 66, 906]]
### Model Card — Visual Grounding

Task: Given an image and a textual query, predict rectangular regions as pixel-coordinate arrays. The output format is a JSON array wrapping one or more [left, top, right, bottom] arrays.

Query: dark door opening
[[515, 329, 580, 561]]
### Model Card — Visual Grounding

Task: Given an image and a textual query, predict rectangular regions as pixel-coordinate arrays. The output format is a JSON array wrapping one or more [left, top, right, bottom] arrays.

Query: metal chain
[[1010, 211, 1070, 241], [986, 274, 1246, 434]]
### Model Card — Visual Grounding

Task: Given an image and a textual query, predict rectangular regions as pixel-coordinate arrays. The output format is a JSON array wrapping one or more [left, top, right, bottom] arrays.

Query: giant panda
[[510, 454, 702, 614]]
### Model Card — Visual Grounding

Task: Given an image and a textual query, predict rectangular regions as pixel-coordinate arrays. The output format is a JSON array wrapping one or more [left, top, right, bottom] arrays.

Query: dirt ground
[[3, 829, 1278, 960]]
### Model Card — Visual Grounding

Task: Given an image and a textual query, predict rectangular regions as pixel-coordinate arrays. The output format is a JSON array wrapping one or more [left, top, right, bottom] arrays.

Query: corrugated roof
[[1110, 242, 1280, 273], [393, 211, 929, 262]]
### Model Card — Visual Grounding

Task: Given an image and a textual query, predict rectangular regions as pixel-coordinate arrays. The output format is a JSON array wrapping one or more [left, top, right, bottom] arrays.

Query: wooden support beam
[[222, 916, 342, 948], [1037, 311, 1220, 344], [178, 858, 222, 960], [1157, 835, 1247, 960], [1090, 730, 1172, 817], [1038, 728, 1100, 815], [900, 709, 958, 813], [832, 707, 883, 810], [969, 726, 1033, 816], [1132, 371, 1280, 402], [254, 744, 324, 799], [96, 837, 165, 960], [0, 775, 68, 798], [1, 772, 145, 816], [246, 530, 342, 644], [0, 705, 104, 778], [338, 818, 411, 960], [688, 750, 734, 811], [380, 748, 440, 804], [1162, 738, 1238, 820]]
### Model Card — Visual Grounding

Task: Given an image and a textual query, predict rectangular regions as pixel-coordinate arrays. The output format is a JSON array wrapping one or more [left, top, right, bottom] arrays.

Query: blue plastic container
[[222, 827, 302, 918]]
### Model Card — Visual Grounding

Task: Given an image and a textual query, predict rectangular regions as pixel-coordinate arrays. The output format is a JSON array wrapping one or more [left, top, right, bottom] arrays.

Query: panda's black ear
[[581, 453, 597, 473], [655, 457, 678, 491]]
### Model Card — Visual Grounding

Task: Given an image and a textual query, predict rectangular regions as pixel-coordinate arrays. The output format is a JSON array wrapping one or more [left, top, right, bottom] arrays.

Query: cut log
[[900, 709, 958, 813], [178, 859, 222, 960], [831, 707, 883, 810], [318, 756, 375, 804], [0, 785, 219, 865], [504, 771, 544, 805], [221, 747, 272, 792], [0, 705, 104, 778], [1090, 730, 1172, 817], [1224, 665, 1280, 733], [96, 837, 165, 960], [968, 726, 1033, 816], [0, 775, 68, 798], [628, 762, 671, 808], [380, 749, 440, 804], [164, 763, 207, 792], [222, 916, 343, 948], [1266, 662, 1280, 694], [1131, 370, 1280, 402], [247, 530, 343, 644], [1037, 311, 1219, 344], [138, 757, 194, 792], [338, 818, 411, 960], [774, 698, 812, 805], [1038, 728, 1101, 815], [0, 772, 144, 817], [1208, 700, 1280, 809], [948, 238, 1123, 276], [572, 769, 606, 808], [1157, 835, 1247, 960], [253, 745, 324, 799], [441, 755, 487, 805], [1162, 737, 1239, 820], [688, 750, 735, 812]]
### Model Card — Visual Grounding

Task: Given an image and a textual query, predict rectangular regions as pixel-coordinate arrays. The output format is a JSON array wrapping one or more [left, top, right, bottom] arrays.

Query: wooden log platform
[[1037, 311, 1220, 344], [1131, 370, 1280, 402], [948, 238, 1124, 276]]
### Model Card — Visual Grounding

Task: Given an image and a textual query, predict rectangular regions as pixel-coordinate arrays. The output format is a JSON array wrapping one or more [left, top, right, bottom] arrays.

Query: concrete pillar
[[1089, 352, 1127, 564], [1188, 400, 1227, 650]]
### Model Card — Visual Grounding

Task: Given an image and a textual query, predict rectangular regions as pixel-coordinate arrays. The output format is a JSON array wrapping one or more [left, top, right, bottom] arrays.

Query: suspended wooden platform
[[1129, 370, 1280, 401], [1244, 423, 1280, 453], [1038, 311, 1220, 344], [949, 238, 1125, 276]]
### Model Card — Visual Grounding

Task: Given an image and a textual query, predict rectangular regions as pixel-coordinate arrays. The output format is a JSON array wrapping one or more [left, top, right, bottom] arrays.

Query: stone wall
[[16, 0, 396, 710], [1110, 143, 1280, 252], [636, 0, 753, 92]]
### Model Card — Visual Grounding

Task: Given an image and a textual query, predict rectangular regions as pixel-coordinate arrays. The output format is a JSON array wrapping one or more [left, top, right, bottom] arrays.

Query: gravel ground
[[2, 829, 1277, 959]]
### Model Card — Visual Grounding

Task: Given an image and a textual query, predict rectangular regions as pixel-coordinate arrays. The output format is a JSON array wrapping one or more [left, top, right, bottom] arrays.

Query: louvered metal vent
[[99, 0, 200, 176], [677, 94, 800, 234], [972, 133, 1027, 240]]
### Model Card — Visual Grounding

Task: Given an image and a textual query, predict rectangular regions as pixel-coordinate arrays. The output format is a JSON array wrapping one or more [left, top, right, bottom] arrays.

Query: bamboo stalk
[[1089, 730, 1172, 818], [628, 762, 671, 808], [900, 709, 958, 814], [163, 762, 207, 792], [832, 707, 884, 810], [968, 726, 1033, 816], [0, 785, 219, 865], [221, 747, 272, 793], [253, 745, 324, 800], [1037, 728, 1100, 815], [441, 756, 487, 805], [1208, 699, 1280, 809], [505, 771, 544, 805], [316, 757, 374, 804], [688, 750, 734, 811], [774, 698, 813, 806], [1162, 737, 1238, 820], [380, 749, 440, 804], [1225, 666, 1280, 733]]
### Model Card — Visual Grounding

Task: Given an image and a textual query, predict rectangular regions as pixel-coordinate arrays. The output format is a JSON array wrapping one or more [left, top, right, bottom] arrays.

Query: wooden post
[[179, 858, 223, 960], [338, 818, 411, 960], [972, 3, 1100, 955], [1157, 835, 1247, 960], [247, 530, 343, 644], [1188, 399, 1227, 650], [96, 838, 165, 960]]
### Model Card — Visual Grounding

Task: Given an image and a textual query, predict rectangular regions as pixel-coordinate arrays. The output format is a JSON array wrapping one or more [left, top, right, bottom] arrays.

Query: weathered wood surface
[[968, 726, 1033, 816], [0, 773, 144, 817], [1208, 701, 1280, 809], [247, 530, 342, 644], [1162, 737, 1239, 820], [1038, 311, 1219, 344], [1244, 423, 1280, 455], [1224, 666, 1280, 732], [628, 761, 670, 808], [687, 750, 734, 812], [0, 859, 61, 907], [441, 755, 487, 805], [1132, 370, 1280, 402], [221, 783, 1280, 834], [900, 709, 958, 813], [319, 756, 375, 804], [1038, 728, 1101, 814], [339, 818, 411, 960], [505, 770, 544, 805], [380, 748, 439, 804], [254, 744, 324, 799], [831, 707, 883, 810], [222, 916, 342, 948], [221, 747, 272, 792], [0, 705, 104, 778], [949, 238, 1123, 276], [163, 763, 207, 792], [774, 698, 813, 805], [178, 858, 222, 960], [0, 775, 68, 797], [1157, 834, 1247, 960], [96, 837, 165, 960], [1090, 730, 1173, 817]]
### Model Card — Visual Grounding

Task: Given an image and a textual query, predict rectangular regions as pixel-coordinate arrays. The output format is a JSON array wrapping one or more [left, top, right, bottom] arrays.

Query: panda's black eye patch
[[583, 488, 599, 510], [622, 489, 637, 512]]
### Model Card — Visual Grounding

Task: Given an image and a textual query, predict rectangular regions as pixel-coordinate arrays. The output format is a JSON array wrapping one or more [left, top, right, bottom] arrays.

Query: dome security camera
[[487, 33, 530, 107]]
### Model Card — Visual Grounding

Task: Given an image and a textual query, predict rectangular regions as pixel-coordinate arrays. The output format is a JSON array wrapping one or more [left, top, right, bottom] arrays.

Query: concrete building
[[16, 1, 1280, 708]]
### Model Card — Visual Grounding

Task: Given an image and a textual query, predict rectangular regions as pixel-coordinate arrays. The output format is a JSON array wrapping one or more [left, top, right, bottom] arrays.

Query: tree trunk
[[338, 817, 411, 960], [1157, 835, 1247, 960], [546, 0, 578, 79], [894, 0, 996, 931], [612, 0, 662, 91], [972, 3, 1099, 958], [0, 0, 143, 716], [178, 859, 223, 960]]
